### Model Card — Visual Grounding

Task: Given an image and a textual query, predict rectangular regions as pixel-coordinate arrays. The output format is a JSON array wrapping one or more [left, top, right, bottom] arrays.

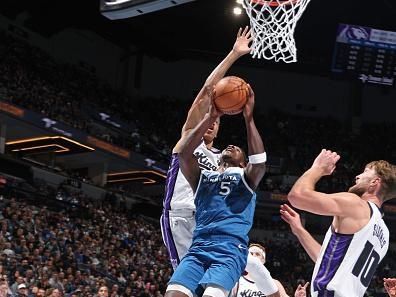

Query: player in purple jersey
[[283, 151, 396, 297]]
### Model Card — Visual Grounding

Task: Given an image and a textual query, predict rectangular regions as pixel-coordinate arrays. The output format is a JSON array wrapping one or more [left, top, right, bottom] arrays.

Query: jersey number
[[219, 182, 231, 196], [352, 241, 380, 287]]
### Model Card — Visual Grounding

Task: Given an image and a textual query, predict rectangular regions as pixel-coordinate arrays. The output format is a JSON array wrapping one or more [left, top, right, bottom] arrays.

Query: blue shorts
[[168, 236, 248, 294]]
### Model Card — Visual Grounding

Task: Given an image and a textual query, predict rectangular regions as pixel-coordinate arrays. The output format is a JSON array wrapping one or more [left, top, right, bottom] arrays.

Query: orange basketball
[[213, 76, 249, 115]]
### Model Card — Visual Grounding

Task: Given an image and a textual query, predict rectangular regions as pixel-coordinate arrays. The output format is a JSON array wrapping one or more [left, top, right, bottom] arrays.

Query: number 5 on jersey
[[220, 182, 231, 196]]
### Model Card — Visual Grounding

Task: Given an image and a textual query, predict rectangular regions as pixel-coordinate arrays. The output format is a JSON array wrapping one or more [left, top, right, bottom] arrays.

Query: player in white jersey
[[281, 149, 396, 297], [230, 244, 288, 297], [160, 26, 253, 269]]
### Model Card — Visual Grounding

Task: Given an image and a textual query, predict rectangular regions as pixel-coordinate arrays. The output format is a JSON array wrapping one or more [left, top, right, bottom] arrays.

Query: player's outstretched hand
[[294, 282, 309, 297], [243, 84, 255, 121], [312, 149, 340, 176], [233, 26, 253, 56], [384, 278, 396, 297], [280, 204, 304, 236], [207, 86, 223, 119]]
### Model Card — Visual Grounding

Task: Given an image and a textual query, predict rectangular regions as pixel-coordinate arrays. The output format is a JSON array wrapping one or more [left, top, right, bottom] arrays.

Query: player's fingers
[[242, 25, 249, 36], [303, 282, 309, 289], [282, 204, 297, 216], [384, 282, 390, 290], [280, 211, 292, 222], [237, 27, 242, 37], [296, 284, 302, 290], [247, 84, 254, 97], [280, 213, 290, 223], [280, 208, 291, 218], [246, 28, 252, 39]]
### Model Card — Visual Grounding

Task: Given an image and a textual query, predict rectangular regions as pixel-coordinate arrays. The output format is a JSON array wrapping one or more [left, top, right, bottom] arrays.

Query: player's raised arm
[[181, 26, 252, 134], [178, 91, 223, 192], [287, 149, 368, 217], [243, 84, 266, 190], [280, 204, 321, 262]]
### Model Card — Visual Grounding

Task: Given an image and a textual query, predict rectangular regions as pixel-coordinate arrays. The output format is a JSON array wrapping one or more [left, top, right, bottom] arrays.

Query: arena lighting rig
[[100, 0, 197, 19], [107, 170, 166, 185], [6, 136, 95, 156]]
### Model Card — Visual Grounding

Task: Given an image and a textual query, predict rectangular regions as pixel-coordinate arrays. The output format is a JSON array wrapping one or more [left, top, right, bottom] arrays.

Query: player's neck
[[218, 162, 236, 171], [204, 140, 213, 150], [361, 193, 383, 208]]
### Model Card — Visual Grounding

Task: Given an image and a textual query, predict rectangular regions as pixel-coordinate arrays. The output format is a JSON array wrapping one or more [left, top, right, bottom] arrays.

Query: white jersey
[[311, 201, 389, 297], [234, 276, 267, 297], [164, 141, 221, 210]]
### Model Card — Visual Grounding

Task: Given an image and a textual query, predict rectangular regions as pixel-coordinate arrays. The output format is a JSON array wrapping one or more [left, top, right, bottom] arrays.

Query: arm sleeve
[[245, 254, 279, 295]]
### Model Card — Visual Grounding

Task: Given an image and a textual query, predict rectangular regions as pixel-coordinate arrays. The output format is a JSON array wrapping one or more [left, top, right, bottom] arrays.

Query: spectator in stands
[[97, 286, 108, 297], [0, 279, 10, 297], [16, 284, 28, 297]]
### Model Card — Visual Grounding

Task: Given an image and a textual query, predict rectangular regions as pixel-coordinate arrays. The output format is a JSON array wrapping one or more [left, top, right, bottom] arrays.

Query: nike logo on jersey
[[238, 244, 247, 250]]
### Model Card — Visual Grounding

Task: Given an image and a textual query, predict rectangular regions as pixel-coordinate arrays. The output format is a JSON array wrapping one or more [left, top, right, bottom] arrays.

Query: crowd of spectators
[[0, 193, 172, 297], [0, 31, 173, 162]]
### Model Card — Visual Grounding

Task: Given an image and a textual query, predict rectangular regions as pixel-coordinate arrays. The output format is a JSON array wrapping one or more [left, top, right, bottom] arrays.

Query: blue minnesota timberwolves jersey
[[193, 167, 256, 244]]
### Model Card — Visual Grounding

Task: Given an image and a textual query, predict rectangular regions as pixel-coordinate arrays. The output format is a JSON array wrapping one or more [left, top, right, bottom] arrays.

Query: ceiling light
[[233, 7, 243, 15]]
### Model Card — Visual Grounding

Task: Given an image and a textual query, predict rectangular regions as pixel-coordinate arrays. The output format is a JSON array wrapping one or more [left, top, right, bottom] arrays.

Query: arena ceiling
[[2, 0, 396, 75]]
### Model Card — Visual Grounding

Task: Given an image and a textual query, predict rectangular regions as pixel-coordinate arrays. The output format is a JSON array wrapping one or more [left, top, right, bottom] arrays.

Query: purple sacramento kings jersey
[[193, 167, 256, 244]]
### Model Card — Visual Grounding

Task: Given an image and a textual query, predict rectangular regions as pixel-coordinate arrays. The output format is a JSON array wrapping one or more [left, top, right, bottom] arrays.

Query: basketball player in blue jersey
[[160, 26, 279, 295], [282, 149, 396, 297], [160, 26, 252, 269], [165, 85, 272, 297]]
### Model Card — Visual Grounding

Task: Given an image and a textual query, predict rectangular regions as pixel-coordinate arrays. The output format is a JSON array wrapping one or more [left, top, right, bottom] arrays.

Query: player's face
[[348, 166, 378, 196], [249, 247, 266, 264], [203, 118, 220, 144], [221, 145, 245, 167]]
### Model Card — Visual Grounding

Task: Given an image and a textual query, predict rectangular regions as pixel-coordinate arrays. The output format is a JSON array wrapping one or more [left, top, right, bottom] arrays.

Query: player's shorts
[[168, 235, 249, 294], [160, 208, 196, 269]]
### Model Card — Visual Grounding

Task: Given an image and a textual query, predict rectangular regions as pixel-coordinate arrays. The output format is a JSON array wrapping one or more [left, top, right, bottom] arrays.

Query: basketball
[[213, 76, 249, 115]]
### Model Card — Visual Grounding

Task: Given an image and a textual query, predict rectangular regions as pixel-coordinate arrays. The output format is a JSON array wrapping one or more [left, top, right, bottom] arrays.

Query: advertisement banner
[[83, 104, 136, 133]]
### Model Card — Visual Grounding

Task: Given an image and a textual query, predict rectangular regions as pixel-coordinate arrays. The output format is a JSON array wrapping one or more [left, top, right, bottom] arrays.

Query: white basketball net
[[243, 0, 312, 63]]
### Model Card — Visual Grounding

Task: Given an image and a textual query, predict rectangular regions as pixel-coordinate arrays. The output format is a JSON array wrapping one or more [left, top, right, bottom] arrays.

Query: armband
[[248, 152, 267, 164]]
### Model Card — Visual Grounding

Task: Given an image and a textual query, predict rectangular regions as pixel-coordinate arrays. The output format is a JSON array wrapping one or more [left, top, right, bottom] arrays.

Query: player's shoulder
[[329, 191, 366, 204], [329, 192, 372, 218], [210, 146, 222, 154]]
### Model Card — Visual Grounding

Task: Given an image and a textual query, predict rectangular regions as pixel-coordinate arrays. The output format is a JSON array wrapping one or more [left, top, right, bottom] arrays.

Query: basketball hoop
[[243, 0, 312, 63]]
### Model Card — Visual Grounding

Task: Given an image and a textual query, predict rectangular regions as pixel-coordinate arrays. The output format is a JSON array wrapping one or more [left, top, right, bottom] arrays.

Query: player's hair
[[249, 243, 266, 253], [366, 160, 396, 201]]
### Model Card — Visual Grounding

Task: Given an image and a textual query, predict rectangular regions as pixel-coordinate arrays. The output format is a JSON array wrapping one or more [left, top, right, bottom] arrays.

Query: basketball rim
[[249, 0, 299, 6]]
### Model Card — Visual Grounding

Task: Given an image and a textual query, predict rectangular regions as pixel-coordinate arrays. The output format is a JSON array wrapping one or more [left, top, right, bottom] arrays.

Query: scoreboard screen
[[331, 24, 396, 86]]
